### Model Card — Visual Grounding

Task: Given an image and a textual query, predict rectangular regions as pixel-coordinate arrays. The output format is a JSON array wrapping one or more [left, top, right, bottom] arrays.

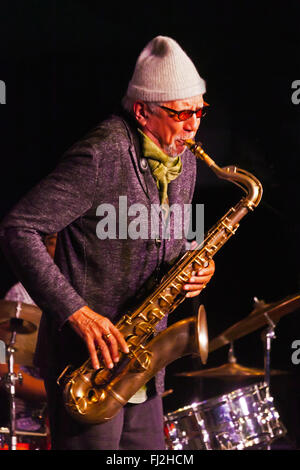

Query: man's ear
[[133, 101, 148, 126]]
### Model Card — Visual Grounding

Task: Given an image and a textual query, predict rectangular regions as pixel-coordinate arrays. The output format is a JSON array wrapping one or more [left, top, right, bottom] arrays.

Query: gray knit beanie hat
[[126, 36, 206, 102]]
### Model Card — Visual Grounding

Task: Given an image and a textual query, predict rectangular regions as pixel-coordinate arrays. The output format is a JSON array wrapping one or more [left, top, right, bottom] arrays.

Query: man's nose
[[183, 114, 199, 132]]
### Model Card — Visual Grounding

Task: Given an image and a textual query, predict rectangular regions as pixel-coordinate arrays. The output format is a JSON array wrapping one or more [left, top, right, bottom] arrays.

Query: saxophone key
[[134, 321, 154, 336], [221, 219, 238, 235], [192, 260, 202, 270], [159, 293, 174, 308], [130, 345, 153, 372], [170, 282, 182, 295], [147, 307, 164, 321], [177, 272, 190, 283], [204, 246, 216, 256], [123, 314, 133, 325], [193, 256, 208, 270], [87, 388, 100, 403], [126, 334, 140, 347]]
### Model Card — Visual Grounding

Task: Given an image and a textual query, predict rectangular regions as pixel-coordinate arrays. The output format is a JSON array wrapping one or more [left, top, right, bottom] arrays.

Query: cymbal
[[0, 300, 42, 365], [176, 362, 289, 379], [0, 300, 41, 327], [209, 293, 300, 353]]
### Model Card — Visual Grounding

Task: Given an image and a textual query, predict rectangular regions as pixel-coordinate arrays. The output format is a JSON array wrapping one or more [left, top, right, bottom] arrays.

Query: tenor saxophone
[[57, 140, 263, 424]]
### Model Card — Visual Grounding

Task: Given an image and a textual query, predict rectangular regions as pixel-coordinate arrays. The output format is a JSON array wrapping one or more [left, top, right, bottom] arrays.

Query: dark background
[[0, 0, 300, 449]]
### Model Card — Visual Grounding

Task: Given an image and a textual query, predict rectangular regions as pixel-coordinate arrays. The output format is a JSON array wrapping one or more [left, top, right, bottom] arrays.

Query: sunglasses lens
[[178, 111, 193, 121], [179, 109, 207, 121], [161, 104, 209, 121]]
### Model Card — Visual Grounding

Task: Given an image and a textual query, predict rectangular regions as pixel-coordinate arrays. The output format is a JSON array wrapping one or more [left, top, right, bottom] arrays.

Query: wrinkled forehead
[[161, 94, 204, 109]]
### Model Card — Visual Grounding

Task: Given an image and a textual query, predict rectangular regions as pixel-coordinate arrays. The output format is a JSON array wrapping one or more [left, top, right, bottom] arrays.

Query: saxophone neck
[[185, 139, 216, 168], [185, 139, 263, 210]]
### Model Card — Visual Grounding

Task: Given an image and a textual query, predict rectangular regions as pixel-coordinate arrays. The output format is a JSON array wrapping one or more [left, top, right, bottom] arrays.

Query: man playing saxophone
[[0, 36, 215, 450]]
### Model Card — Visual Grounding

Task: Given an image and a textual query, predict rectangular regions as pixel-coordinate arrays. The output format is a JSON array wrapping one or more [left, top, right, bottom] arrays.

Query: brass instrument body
[[60, 312, 205, 424], [58, 140, 263, 424]]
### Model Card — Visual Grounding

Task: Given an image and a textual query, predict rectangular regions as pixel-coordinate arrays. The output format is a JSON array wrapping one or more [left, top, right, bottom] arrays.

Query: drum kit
[[164, 293, 300, 450], [0, 300, 49, 450], [0, 293, 300, 451]]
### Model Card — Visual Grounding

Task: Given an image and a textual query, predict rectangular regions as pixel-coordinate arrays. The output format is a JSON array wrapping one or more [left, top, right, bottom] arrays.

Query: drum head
[[164, 382, 286, 450]]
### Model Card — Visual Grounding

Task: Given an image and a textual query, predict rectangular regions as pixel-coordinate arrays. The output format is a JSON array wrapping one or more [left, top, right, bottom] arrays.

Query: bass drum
[[164, 382, 286, 450]]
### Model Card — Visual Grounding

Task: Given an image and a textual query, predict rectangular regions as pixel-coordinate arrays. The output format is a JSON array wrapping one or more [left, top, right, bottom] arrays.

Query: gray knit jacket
[[0, 113, 196, 395]]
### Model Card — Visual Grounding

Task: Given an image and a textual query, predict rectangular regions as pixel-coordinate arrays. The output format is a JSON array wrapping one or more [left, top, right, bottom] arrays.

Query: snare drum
[[164, 382, 286, 450]]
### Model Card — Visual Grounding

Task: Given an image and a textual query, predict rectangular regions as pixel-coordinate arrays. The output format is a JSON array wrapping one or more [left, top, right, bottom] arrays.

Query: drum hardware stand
[[261, 313, 277, 451], [261, 313, 276, 392], [228, 342, 237, 364], [252, 297, 277, 391], [253, 296, 267, 310], [0, 340, 6, 449], [4, 319, 23, 451]]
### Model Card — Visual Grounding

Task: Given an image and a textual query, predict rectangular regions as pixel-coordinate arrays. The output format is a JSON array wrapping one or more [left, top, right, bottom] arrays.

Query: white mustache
[[176, 135, 195, 144]]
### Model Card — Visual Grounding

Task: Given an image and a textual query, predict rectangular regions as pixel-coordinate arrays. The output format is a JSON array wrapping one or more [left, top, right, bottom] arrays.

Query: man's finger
[[188, 275, 212, 284], [184, 283, 206, 292], [111, 325, 130, 353], [97, 338, 114, 370], [103, 332, 120, 363], [85, 334, 100, 369], [186, 289, 202, 298], [197, 260, 215, 275]]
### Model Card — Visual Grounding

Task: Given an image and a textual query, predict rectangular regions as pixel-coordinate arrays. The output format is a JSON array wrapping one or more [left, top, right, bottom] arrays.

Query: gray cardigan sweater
[[0, 114, 196, 394]]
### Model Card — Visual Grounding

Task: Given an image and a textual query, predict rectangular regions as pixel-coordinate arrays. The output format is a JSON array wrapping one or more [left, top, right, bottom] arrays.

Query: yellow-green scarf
[[138, 129, 182, 205]]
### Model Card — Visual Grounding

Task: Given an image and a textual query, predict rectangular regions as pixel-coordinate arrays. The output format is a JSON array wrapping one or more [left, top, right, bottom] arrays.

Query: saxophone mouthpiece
[[184, 139, 197, 150]]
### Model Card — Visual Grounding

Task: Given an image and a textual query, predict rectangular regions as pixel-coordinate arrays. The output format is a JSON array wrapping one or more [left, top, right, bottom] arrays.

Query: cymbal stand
[[228, 342, 237, 364], [5, 320, 23, 451], [261, 313, 277, 451], [262, 313, 277, 392]]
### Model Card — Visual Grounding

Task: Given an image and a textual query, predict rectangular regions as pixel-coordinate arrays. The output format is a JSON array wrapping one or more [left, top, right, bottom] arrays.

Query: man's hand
[[183, 259, 215, 298], [68, 306, 129, 370]]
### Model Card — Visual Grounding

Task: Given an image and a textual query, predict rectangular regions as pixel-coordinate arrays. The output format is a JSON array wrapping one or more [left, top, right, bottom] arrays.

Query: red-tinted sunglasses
[[159, 102, 209, 121]]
